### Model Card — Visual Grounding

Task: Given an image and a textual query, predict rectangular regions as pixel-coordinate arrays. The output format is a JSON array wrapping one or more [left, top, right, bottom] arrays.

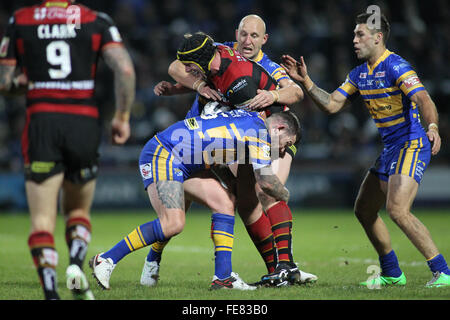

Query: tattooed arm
[[254, 166, 289, 203], [102, 45, 135, 144], [281, 54, 349, 114]]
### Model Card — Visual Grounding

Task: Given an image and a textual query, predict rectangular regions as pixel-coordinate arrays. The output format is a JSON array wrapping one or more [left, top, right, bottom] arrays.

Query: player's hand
[[154, 81, 175, 96], [427, 128, 441, 156], [281, 55, 308, 83], [248, 89, 276, 110], [197, 84, 222, 101], [111, 114, 131, 145]]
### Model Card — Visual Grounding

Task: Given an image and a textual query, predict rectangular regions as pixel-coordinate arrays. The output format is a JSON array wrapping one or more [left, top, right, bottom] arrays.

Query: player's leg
[[354, 171, 406, 287], [61, 179, 96, 299], [141, 169, 236, 286], [91, 180, 183, 289], [386, 174, 450, 287], [26, 173, 64, 300]]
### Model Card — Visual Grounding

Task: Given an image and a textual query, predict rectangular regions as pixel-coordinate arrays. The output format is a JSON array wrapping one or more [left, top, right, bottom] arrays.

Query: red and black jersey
[[0, 0, 123, 118], [209, 44, 287, 116]]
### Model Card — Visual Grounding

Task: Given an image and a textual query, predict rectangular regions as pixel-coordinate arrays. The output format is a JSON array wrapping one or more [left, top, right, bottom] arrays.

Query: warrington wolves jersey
[[337, 49, 427, 146], [223, 41, 290, 83], [140, 109, 271, 185], [0, 0, 123, 118]]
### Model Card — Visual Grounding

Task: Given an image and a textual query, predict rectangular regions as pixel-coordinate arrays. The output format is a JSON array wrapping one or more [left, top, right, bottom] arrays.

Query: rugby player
[[281, 12, 449, 287], [0, 0, 135, 299], [89, 109, 301, 290]]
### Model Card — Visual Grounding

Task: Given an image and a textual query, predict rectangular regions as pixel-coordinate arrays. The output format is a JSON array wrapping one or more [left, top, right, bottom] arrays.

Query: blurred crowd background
[[0, 0, 449, 178]]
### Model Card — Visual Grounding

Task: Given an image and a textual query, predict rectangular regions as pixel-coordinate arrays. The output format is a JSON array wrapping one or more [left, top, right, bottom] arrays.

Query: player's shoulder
[[385, 51, 414, 73]]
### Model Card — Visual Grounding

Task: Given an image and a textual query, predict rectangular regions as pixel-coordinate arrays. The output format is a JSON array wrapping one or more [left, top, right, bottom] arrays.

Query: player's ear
[[262, 33, 268, 45], [235, 29, 239, 41]]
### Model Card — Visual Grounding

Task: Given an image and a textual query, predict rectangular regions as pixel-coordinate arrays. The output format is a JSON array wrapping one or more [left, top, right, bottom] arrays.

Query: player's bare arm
[[168, 60, 221, 101], [102, 45, 136, 144], [281, 54, 349, 114], [248, 78, 303, 110], [0, 64, 15, 92], [254, 167, 289, 203], [410, 90, 441, 155]]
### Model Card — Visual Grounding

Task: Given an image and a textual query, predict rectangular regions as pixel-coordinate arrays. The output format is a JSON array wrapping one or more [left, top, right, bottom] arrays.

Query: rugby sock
[[28, 231, 60, 300], [379, 250, 402, 277], [65, 217, 91, 268], [211, 213, 235, 280], [266, 201, 294, 265], [427, 254, 450, 275], [146, 240, 169, 263], [245, 212, 277, 273], [102, 219, 166, 264]]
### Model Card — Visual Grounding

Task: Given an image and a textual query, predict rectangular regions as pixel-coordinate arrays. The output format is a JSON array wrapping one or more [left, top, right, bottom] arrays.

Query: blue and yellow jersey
[[223, 41, 289, 84], [337, 49, 427, 146], [153, 109, 271, 178]]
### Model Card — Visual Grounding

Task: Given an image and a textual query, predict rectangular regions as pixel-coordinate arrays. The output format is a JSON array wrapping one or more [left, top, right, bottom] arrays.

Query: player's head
[[177, 32, 216, 77], [266, 111, 302, 155], [353, 12, 390, 60], [235, 14, 268, 60]]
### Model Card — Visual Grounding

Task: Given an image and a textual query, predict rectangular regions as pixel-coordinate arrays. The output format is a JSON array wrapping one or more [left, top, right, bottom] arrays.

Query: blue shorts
[[369, 137, 431, 184], [139, 136, 186, 189]]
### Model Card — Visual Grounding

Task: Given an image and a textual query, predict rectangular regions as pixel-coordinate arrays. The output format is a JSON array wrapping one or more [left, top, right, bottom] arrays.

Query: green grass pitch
[[0, 209, 449, 300]]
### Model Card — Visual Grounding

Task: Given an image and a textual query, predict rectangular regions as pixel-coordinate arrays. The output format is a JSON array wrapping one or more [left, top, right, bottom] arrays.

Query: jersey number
[[46, 41, 72, 79]]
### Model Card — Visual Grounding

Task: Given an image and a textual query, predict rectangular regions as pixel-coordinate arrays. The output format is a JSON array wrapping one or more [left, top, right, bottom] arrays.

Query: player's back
[[155, 109, 271, 172], [7, 0, 122, 114]]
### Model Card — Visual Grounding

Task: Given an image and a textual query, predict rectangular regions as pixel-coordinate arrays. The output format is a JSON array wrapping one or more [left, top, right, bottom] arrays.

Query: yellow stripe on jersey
[[367, 49, 393, 75], [367, 95, 404, 120], [248, 145, 270, 161], [205, 126, 232, 139], [375, 117, 405, 128], [359, 86, 400, 95], [152, 144, 162, 180], [339, 79, 358, 96], [395, 70, 416, 86], [410, 138, 423, 177]]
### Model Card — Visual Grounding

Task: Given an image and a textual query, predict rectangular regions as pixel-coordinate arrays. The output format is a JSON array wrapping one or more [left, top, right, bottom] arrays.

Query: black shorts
[[22, 113, 101, 184]]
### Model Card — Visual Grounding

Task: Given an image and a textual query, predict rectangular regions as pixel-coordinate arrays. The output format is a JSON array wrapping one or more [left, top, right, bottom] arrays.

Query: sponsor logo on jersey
[[375, 71, 385, 78], [359, 72, 367, 79], [403, 75, 420, 88], [184, 118, 199, 130]]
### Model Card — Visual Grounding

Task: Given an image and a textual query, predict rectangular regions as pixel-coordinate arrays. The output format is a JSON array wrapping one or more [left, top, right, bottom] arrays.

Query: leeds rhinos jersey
[[153, 109, 271, 178], [223, 41, 290, 84], [0, 0, 123, 118], [337, 49, 427, 146]]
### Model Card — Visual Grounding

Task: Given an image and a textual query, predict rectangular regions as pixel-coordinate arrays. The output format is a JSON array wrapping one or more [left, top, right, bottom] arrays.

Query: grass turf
[[0, 209, 449, 301]]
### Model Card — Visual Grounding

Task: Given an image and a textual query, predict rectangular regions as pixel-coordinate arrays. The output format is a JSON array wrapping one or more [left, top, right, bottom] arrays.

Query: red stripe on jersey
[[16, 38, 25, 55], [92, 34, 101, 51], [91, 64, 97, 78], [14, 3, 97, 26], [27, 88, 95, 99], [27, 103, 99, 118]]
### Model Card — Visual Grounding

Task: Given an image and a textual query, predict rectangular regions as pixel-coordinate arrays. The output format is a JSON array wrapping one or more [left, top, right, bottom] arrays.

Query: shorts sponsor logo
[[31, 161, 55, 173], [140, 163, 152, 179]]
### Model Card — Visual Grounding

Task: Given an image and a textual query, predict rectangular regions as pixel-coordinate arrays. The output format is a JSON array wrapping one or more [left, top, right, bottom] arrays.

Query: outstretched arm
[[281, 54, 349, 114], [102, 45, 136, 145]]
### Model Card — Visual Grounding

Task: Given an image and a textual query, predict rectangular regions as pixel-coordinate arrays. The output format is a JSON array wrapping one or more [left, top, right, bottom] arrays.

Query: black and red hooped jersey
[[209, 44, 287, 116], [0, 0, 123, 118]]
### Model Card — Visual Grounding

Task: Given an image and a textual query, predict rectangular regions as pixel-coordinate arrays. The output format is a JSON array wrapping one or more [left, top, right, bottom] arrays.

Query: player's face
[[184, 63, 206, 80], [271, 128, 295, 157], [236, 19, 268, 60], [353, 24, 378, 61]]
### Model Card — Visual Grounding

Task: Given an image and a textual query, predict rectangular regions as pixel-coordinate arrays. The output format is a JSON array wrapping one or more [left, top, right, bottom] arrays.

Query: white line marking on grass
[[336, 257, 426, 267]]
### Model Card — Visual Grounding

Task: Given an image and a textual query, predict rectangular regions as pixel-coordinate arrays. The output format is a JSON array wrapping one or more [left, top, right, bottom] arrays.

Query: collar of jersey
[[366, 49, 393, 75]]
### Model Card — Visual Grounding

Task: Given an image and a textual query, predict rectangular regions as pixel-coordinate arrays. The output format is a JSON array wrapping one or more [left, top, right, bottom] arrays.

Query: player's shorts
[[23, 113, 100, 184], [369, 137, 431, 184], [139, 136, 187, 189]]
